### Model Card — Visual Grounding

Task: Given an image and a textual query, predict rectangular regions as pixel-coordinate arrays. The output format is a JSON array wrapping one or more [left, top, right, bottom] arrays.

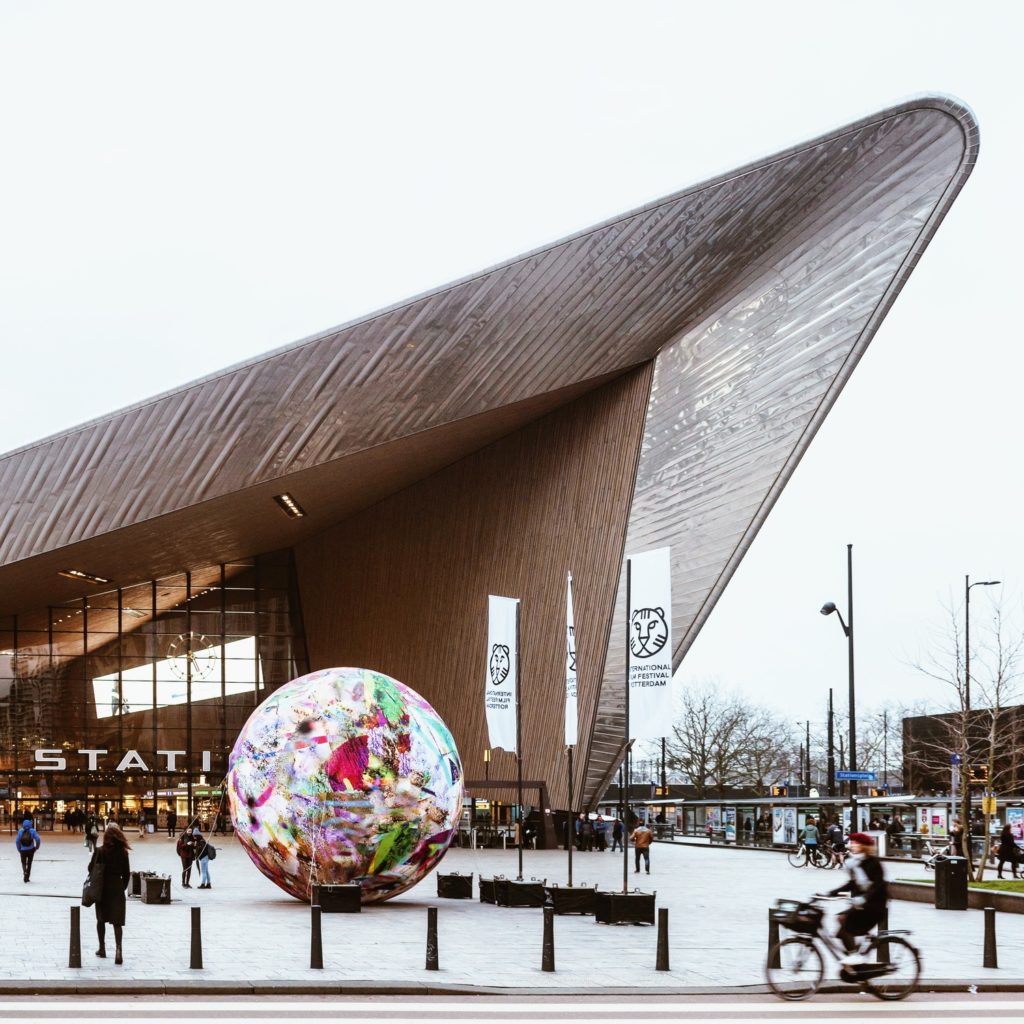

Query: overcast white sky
[[1, 3, 1021, 729]]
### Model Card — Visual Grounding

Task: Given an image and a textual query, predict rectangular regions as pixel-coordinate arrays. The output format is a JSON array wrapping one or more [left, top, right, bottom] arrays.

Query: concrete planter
[[891, 879, 1024, 914]]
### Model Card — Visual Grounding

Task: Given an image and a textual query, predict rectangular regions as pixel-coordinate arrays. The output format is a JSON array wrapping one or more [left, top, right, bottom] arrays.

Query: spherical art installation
[[227, 667, 463, 903]]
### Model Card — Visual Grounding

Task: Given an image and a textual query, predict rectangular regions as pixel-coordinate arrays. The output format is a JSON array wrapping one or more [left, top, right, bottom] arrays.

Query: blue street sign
[[836, 770, 877, 781], [951, 753, 962, 765]]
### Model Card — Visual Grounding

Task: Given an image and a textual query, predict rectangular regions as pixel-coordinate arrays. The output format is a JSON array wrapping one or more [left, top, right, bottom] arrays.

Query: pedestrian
[[177, 829, 195, 888], [800, 816, 820, 853], [167, 807, 178, 838], [610, 818, 623, 852], [886, 814, 905, 852], [191, 827, 214, 889], [630, 819, 653, 874], [86, 815, 100, 853], [15, 818, 40, 883], [950, 818, 965, 857], [90, 823, 132, 965], [997, 824, 1020, 880], [594, 814, 608, 852]]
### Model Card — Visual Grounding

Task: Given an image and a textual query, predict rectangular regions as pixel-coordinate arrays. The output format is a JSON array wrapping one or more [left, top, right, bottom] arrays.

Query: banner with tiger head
[[626, 546, 673, 740]]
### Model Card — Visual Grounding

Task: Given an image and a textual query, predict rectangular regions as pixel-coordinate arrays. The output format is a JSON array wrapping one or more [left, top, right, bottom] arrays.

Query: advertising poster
[[783, 807, 797, 845], [724, 807, 736, 843], [930, 808, 948, 837], [564, 573, 578, 747], [772, 807, 785, 845], [1007, 807, 1024, 841], [917, 807, 930, 834]]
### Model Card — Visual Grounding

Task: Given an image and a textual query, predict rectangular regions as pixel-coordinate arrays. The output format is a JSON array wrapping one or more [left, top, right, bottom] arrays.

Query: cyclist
[[825, 831, 889, 965], [800, 816, 820, 860], [825, 817, 847, 867]]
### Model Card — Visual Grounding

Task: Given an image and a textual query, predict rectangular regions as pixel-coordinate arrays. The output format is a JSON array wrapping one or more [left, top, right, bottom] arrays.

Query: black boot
[[96, 945, 106, 958], [114, 946, 123, 965]]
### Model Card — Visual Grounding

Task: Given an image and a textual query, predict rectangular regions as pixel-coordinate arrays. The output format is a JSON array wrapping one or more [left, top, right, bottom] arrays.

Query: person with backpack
[[89, 823, 132, 964], [176, 829, 195, 888], [15, 818, 40, 882], [191, 827, 215, 889]]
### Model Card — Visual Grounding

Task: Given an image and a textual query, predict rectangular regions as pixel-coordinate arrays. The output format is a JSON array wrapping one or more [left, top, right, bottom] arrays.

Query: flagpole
[[566, 744, 574, 886], [515, 600, 524, 882], [623, 558, 631, 895]]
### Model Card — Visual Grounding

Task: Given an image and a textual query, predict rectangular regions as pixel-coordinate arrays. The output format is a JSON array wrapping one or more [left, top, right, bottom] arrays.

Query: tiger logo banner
[[485, 595, 519, 752], [626, 547, 673, 740]]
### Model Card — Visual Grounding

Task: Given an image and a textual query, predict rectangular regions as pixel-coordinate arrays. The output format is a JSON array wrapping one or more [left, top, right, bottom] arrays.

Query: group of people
[[799, 814, 848, 866], [572, 813, 623, 852], [176, 826, 215, 889]]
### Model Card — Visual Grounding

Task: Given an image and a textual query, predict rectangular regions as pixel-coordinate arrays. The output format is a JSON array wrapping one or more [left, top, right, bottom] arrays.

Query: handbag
[[82, 857, 105, 907]]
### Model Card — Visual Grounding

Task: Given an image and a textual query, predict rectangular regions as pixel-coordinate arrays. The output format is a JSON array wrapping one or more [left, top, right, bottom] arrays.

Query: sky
[[1, 2, 1021, 730]]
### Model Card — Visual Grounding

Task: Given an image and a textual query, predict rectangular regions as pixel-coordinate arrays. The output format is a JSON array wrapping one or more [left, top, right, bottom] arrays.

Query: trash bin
[[935, 856, 968, 910], [141, 874, 172, 904]]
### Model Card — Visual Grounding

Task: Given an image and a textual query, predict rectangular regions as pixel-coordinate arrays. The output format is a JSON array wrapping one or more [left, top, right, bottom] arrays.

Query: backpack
[[18, 828, 34, 851], [206, 844, 217, 861]]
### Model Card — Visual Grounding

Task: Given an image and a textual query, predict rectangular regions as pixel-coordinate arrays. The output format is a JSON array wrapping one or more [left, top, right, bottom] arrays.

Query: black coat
[[89, 845, 131, 926]]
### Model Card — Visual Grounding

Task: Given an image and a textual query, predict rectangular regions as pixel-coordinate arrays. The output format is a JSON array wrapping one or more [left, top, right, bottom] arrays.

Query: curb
[[0, 978, 1022, 996]]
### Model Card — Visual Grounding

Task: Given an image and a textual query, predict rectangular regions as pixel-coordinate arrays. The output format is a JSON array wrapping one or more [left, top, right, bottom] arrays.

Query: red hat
[[848, 832, 875, 845]]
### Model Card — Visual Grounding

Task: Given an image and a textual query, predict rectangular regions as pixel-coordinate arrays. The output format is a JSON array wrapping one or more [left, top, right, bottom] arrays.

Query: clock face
[[167, 633, 217, 681]]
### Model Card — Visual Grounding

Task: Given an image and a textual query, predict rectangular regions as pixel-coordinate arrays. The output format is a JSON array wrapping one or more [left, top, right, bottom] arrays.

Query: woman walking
[[997, 823, 1020, 879], [89, 823, 131, 964], [192, 826, 213, 889]]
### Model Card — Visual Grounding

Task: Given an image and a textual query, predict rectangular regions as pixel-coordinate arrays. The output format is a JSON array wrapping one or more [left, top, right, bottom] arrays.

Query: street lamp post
[[827, 689, 836, 797], [963, 575, 1000, 865], [821, 543, 857, 827]]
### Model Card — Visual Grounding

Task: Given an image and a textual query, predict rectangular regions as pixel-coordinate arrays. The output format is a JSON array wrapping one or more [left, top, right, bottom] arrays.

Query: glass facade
[[0, 550, 308, 829]]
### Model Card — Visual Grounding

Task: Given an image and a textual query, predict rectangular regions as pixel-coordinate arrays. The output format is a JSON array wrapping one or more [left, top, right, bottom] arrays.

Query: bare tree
[[911, 596, 1024, 879]]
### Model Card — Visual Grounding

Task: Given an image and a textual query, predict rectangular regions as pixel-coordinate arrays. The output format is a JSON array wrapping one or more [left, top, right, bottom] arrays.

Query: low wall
[[890, 879, 1024, 914]]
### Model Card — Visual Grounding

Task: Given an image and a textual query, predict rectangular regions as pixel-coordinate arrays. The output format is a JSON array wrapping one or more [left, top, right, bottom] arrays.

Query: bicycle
[[766, 896, 921, 1001], [786, 843, 829, 869], [922, 839, 952, 871]]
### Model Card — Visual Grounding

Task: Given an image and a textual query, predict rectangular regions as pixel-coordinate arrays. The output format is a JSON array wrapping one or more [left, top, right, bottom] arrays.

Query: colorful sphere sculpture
[[227, 667, 463, 903]]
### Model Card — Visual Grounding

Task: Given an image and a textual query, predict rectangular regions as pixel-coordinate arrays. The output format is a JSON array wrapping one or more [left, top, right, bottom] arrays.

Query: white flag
[[565, 572, 578, 747], [486, 595, 519, 752], [627, 546, 673, 740]]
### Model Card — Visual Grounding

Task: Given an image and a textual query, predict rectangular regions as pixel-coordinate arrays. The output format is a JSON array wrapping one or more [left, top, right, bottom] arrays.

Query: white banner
[[565, 573, 578, 747], [627, 546, 673, 740], [486, 595, 519, 752]]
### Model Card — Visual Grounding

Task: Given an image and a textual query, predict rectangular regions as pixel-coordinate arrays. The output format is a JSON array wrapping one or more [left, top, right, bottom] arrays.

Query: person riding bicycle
[[800, 817, 820, 854], [826, 831, 889, 965], [825, 818, 846, 865]]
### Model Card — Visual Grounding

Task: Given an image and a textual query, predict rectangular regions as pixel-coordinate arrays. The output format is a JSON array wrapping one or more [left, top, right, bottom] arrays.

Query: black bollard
[[656, 907, 669, 971], [541, 905, 555, 972], [426, 907, 439, 971], [767, 908, 780, 969], [984, 906, 998, 969], [310, 904, 324, 970], [68, 905, 81, 969], [876, 906, 889, 964], [190, 906, 203, 969]]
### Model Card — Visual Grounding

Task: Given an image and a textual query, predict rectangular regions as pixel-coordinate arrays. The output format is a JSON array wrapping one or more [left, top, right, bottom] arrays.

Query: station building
[[0, 98, 977, 831]]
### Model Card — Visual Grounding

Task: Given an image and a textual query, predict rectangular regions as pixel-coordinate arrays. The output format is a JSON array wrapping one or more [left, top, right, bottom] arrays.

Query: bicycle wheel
[[787, 846, 808, 868], [765, 937, 825, 1000], [809, 847, 829, 869], [862, 935, 922, 1001]]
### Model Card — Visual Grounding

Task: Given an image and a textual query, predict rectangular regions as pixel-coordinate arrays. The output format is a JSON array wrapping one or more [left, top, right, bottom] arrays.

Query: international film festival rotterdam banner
[[627, 546, 673, 740], [485, 595, 519, 753], [565, 572, 578, 747]]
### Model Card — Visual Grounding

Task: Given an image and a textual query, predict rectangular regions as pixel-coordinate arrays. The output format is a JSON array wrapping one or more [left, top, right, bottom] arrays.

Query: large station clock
[[167, 632, 218, 681]]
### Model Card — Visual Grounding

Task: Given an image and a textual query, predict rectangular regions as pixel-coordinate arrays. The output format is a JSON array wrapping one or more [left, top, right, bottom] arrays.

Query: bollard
[[656, 907, 669, 971], [190, 906, 203, 969], [984, 906, 998, 969], [541, 905, 555, 972], [876, 905, 889, 965], [68, 905, 81, 969], [767, 908, 780, 969], [425, 907, 439, 971], [310, 904, 324, 969]]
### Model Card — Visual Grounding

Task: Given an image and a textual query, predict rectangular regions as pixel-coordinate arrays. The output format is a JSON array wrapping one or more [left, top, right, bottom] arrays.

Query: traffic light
[[771, 785, 788, 797], [968, 765, 989, 786]]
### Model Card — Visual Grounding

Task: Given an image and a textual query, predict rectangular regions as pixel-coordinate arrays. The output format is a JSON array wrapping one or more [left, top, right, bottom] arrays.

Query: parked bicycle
[[786, 842, 829, 869], [766, 896, 921, 1001], [922, 838, 952, 871]]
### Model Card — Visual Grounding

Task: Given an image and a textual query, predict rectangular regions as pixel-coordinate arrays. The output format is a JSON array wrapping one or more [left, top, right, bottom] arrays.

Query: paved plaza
[[2, 833, 1021, 989]]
